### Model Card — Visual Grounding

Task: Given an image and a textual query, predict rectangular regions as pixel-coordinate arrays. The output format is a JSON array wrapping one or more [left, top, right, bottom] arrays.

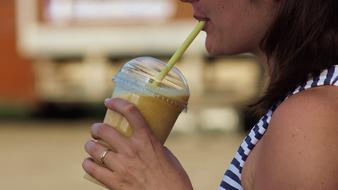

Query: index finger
[[104, 98, 153, 138]]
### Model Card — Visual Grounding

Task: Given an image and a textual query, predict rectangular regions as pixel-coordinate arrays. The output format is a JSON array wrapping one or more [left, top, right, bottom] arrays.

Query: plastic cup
[[84, 56, 189, 186], [104, 56, 189, 144]]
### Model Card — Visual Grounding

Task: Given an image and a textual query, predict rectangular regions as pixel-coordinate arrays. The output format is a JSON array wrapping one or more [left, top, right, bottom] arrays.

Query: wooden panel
[[37, 0, 193, 26], [0, 0, 35, 103], [174, 1, 193, 20]]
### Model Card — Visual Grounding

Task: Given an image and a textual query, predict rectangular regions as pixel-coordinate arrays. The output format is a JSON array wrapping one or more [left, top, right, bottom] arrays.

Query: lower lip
[[202, 20, 209, 31]]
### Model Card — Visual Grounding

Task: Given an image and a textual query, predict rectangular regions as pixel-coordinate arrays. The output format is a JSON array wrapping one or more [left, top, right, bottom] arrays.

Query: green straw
[[154, 21, 205, 83]]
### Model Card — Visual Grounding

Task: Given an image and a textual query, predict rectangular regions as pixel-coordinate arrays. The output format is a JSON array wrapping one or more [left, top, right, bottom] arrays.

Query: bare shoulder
[[274, 85, 338, 126], [254, 86, 338, 190]]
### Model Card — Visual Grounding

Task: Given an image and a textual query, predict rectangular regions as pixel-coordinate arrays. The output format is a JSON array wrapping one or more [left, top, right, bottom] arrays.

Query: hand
[[82, 98, 193, 190]]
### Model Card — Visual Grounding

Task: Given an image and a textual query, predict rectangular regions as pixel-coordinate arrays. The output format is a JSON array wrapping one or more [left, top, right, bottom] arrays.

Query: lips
[[192, 3, 208, 20], [192, 4, 210, 31], [193, 15, 210, 31], [193, 15, 210, 22]]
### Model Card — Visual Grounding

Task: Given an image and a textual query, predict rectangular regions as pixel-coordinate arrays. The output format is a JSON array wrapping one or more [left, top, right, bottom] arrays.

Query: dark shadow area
[[240, 108, 261, 132], [33, 102, 106, 120], [0, 102, 106, 121]]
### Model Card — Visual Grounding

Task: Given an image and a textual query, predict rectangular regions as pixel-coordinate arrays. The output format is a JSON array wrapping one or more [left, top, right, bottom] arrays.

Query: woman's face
[[181, 0, 278, 55]]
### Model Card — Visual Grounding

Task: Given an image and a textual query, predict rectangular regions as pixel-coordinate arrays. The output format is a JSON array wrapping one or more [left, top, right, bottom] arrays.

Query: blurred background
[[0, 0, 266, 189]]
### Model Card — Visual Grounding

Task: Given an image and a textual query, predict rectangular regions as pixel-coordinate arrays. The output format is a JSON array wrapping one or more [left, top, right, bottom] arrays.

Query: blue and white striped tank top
[[218, 65, 338, 190]]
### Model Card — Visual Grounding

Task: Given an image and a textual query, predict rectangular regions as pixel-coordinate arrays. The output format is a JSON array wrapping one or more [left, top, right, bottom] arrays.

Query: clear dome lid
[[113, 57, 190, 110]]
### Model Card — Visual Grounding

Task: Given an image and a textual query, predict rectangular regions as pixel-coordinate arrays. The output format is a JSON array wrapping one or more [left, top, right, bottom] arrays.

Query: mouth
[[193, 15, 210, 22], [193, 15, 210, 31]]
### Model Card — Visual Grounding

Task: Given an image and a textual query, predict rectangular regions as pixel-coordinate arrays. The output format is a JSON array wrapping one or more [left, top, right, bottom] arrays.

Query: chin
[[205, 41, 240, 56], [205, 39, 223, 56], [205, 37, 250, 56]]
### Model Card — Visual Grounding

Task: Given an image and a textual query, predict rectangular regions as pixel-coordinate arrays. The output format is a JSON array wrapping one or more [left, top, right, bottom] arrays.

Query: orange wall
[[0, 0, 35, 104]]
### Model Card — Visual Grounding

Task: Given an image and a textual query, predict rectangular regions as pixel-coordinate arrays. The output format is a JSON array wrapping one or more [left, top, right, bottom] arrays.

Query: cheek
[[204, 2, 264, 55], [205, 18, 262, 55]]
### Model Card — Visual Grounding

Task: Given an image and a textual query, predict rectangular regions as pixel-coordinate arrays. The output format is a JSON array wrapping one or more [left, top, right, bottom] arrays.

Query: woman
[[83, 0, 338, 189]]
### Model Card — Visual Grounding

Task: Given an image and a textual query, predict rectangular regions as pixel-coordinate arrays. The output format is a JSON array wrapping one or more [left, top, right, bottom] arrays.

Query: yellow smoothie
[[104, 91, 188, 144]]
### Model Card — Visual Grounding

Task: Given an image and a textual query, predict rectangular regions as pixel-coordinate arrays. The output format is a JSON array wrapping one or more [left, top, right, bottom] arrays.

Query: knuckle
[[118, 167, 128, 177], [114, 180, 127, 189], [134, 132, 153, 146], [116, 155, 129, 174], [132, 128, 148, 141], [120, 165, 133, 179], [123, 104, 138, 115], [135, 138, 151, 149], [126, 144, 139, 158], [116, 154, 136, 176], [122, 150, 137, 162], [129, 145, 140, 159]]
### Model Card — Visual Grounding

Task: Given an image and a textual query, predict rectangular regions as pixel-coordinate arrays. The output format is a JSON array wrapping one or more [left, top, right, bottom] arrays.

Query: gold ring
[[99, 149, 109, 165]]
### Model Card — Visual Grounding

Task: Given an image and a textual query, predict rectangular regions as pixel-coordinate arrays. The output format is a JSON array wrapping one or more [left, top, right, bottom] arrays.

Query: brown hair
[[252, 0, 338, 114]]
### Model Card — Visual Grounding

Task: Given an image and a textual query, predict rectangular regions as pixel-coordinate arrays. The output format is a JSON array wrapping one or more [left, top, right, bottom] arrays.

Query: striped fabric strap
[[218, 64, 338, 190], [218, 111, 273, 190]]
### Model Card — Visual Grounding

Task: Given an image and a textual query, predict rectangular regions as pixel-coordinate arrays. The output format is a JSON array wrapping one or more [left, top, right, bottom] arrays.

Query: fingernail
[[104, 98, 110, 105], [86, 140, 95, 147], [83, 158, 94, 169], [91, 123, 101, 134]]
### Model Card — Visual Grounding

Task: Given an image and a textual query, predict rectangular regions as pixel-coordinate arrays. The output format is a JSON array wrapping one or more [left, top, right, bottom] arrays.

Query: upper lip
[[192, 4, 209, 22], [193, 14, 210, 21]]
